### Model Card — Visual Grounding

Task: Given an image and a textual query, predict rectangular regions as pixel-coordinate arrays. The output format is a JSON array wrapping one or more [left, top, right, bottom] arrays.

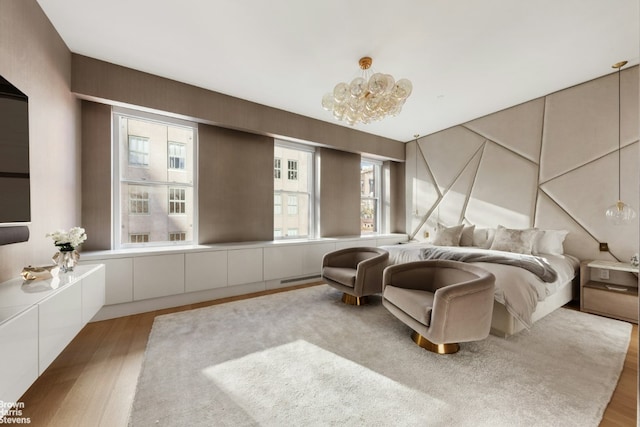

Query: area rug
[[128, 285, 632, 426]]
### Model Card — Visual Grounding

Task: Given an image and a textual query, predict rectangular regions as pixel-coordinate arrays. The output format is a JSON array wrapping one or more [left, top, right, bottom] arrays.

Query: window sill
[[80, 233, 407, 261]]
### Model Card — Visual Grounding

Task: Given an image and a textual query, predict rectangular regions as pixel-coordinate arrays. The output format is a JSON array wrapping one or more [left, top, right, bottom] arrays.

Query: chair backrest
[[383, 260, 492, 291], [325, 247, 387, 269]]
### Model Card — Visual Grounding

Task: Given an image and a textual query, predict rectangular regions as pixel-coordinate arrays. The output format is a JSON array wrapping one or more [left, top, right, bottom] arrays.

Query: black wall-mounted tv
[[0, 75, 30, 244]]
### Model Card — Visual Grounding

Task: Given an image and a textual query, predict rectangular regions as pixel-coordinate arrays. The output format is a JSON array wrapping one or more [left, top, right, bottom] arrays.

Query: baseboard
[[91, 276, 323, 321]]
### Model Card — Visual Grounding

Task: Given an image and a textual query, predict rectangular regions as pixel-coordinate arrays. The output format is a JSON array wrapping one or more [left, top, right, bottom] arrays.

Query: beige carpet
[[128, 285, 631, 426]]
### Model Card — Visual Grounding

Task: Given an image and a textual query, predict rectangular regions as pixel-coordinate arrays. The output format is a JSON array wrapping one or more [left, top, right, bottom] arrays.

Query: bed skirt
[[490, 276, 578, 337]]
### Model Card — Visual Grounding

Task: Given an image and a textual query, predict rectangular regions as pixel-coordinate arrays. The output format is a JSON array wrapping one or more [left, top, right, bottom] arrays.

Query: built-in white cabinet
[[185, 250, 228, 292], [81, 234, 407, 320], [264, 245, 303, 280], [264, 242, 337, 280], [101, 258, 133, 304], [39, 283, 82, 374], [0, 307, 38, 414], [0, 264, 105, 407], [228, 248, 263, 286], [302, 242, 336, 276], [133, 254, 184, 300], [82, 265, 106, 324]]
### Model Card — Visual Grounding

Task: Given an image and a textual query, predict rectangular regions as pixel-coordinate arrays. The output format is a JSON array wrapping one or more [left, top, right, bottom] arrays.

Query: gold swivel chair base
[[411, 331, 460, 354], [341, 293, 369, 306]]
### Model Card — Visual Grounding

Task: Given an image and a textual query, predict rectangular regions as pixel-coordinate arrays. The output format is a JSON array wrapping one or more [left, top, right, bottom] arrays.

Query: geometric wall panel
[[465, 142, 538, 229], [540, 73, 618, 183], [420, 126, 484, 193], [535, 191, 617, 263], [465, 97, 544, 163], [408, 65, 639, 262], [431, 148, 483, 228], [541, 66, 638, 183], [541, 144, 639, 261], [405, 141, 440, 235]]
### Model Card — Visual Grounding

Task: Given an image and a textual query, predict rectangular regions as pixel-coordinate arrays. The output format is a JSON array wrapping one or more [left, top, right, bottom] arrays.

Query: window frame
[[168, 187, 186, 215], [129, 185, 150, 215], [287, 159, 298, 180], [113, 107, 198, 249], [129, 233, 150, 243], [360, 158, 382, 235], [168, 141, 187, 170], [274, 157, 282, 179], [168, 231, 186, 241], [274, 140, 315, 240], [128, 136, 150, 167]]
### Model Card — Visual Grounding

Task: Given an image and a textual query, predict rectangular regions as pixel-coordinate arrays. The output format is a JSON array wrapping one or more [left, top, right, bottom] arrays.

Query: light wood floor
[[11, 285, 638, 426]]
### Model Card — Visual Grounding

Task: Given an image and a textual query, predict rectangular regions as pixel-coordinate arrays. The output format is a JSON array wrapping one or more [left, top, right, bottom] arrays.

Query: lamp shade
[[605, 200, 637, 225]]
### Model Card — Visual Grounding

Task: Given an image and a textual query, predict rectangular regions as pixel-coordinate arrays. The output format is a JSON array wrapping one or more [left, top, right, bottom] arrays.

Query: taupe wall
[[81, 101, 111, 250], [0, 0, 81, 282], [73, 55, 407, 246], [318, 148, 361, 237], [407, 66, 639, 262], [71, 55, 405, 162], [198, 125, 274, 243], [389, 161, 406, 233]]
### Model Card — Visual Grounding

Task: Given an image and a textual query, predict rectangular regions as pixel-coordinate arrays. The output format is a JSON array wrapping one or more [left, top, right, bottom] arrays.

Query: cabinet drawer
[[583, 286, 638, 322]]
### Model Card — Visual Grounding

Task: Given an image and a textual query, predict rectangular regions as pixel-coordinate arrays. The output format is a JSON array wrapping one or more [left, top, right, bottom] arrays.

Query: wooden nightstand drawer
[[583, 283, 638, 322]]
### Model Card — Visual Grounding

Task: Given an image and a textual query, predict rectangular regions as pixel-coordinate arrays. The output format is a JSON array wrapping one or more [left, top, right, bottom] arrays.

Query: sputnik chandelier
[[321, 57, 412, 125]]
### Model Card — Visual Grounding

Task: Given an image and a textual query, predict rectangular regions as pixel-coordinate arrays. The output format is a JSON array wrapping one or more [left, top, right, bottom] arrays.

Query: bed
[[380, 225, 580, 338]]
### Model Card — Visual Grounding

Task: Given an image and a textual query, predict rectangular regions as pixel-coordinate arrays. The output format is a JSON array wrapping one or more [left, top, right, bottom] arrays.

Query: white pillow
[[473, 227, 494, 249], [534, 229, 568, 255], [489, 225, 539, 255], [432, 223, 464, 246], [460, 224, 476, 246]]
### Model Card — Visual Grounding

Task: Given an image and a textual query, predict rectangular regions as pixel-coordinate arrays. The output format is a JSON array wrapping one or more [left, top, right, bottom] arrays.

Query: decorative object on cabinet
[[21, 265, 59, 281], [604, 60, 636, 225], [580, 260, 638, 323], [321, 57, 412, 125], [46, 227, 87, 272], [630, 253, 639, 267]]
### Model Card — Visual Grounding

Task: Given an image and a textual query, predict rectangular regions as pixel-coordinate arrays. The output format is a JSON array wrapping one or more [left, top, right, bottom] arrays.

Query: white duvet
[[381, 243, 579, 328]]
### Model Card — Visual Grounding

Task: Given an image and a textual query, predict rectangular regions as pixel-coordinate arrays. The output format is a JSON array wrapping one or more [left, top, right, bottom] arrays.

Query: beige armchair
[[321, 247, 389, 305], [382, 260, 495, 354]]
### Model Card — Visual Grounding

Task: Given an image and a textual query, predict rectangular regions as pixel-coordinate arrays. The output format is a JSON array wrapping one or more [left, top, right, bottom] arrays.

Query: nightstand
[[580, 260, 638, 323]]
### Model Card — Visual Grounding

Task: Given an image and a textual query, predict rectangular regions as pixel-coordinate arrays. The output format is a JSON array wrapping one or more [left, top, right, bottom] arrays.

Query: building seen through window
[[114, 109, 196, 248], [274, 142, 314, 239], [361, 159, 380, 233]]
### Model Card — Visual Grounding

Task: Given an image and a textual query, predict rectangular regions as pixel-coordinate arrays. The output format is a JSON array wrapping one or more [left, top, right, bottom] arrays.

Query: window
[[274, 194, 282, 215], [169, 188, 186, 214], [128, 136, 149, 166], [169, 232, 186, 241], [129, 186, 149, 214], [168, 142, 186, 170], [114, 108, 197, 248], [274, 158, 282, 179], [361, 159, 381, 234], [274, 141, 315, 239], [287, 195, 298, 215], [287, 160, 298, 180], [129, 233, 149, 243]]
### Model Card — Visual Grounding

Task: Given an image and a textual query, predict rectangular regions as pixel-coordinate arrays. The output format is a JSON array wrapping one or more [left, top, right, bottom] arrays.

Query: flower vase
[[53, 247, 79, 273]]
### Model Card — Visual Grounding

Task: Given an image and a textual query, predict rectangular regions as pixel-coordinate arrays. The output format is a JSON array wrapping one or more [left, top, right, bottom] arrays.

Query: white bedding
[[381, 243, 579, 329]]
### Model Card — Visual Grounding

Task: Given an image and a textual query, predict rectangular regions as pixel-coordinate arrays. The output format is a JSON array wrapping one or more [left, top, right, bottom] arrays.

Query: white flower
[[46, 227, 87, 248]]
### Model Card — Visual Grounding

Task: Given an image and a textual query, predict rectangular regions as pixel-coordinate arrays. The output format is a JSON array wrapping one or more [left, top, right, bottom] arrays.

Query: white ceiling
[[36, 0, 639, 142]]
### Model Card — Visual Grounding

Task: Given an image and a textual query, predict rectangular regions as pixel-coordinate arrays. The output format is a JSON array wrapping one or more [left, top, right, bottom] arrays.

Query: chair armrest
[[428, 275, 495, 344]]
